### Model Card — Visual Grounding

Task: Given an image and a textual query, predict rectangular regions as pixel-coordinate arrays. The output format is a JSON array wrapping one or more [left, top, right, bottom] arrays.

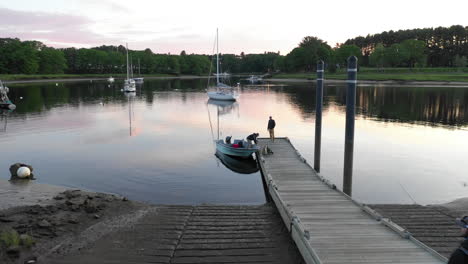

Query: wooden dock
[[257, 138, 446, 264]]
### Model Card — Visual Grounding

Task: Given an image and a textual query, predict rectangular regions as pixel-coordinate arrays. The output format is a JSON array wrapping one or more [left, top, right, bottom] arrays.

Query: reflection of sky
[[1, 80, 468, 205]]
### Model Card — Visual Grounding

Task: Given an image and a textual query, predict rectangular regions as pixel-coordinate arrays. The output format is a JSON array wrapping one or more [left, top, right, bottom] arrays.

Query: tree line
[[0, 25, 466, 75], [345, 25, 468, 67]]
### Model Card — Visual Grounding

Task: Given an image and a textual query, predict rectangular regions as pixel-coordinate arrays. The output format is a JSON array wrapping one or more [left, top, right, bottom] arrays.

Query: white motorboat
[[107, 76, 115, 83], [207, 99, 258, 158]]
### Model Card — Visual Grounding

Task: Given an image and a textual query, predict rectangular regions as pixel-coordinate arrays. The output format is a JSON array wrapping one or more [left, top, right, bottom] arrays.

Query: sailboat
[[123, 43, 136, 92], [133, 58, 144, 83], [0, 80, 16, 110], [207, 99, 259, 158], [207, 29, 237, 101]]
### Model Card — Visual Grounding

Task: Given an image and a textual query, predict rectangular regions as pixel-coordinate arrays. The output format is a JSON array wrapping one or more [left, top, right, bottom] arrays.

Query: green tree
[[334, 45, 362, 66], [400, 39, 426, 67], [454, 55, 467, 68], [369, 43, 386, 67], [38, 47, 67, 74]]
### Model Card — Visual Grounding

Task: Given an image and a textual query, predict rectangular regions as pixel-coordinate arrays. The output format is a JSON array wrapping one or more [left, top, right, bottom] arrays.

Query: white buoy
[[17, 167, 31, 178], [20, 97, 23, 99], [8, 104, 16, 110], [55, 83, 58, 86]]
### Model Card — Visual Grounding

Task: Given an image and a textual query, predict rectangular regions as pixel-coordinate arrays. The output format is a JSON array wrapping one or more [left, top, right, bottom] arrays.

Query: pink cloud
[[0, 8, 117, 47]]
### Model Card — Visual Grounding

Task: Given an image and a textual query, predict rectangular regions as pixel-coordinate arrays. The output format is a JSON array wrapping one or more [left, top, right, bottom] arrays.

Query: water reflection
[[1, 79, 467, 205], [125, 92, 136, 136], [0, 110, 10, 132], [280, 84, 468, 127], [215, 150, 259, 174]]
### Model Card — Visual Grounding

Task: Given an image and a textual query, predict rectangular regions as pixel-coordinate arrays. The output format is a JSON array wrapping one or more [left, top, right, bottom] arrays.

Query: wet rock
[[0, 216, 13, 222], [70, 204, 80, 212], [67, 216, 79, 224], [64, 190, 82, 199], [53, 194, 65, 200], [37, 219, 52, 228], [84, 200, 99, 213], [6, 245, 20, 258]]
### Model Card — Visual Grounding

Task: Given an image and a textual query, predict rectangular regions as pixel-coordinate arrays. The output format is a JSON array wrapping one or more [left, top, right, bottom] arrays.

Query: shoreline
[[1, 180, 466, 263], [3, 76, 468, 86], [3, 75, 208, 85], [266, 78, 468, 86]]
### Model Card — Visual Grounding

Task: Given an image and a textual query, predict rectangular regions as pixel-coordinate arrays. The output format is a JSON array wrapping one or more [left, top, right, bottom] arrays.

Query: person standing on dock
[[448, 215, 468, 264], [267, 116, 276, 142]]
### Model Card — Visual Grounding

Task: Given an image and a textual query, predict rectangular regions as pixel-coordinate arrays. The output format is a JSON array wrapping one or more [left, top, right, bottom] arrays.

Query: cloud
[[0, 7, 117, 47]]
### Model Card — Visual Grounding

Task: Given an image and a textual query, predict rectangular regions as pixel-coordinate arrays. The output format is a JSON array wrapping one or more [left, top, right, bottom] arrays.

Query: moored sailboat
[[124, 43, 136, 92], [207, 29, 237, 101]]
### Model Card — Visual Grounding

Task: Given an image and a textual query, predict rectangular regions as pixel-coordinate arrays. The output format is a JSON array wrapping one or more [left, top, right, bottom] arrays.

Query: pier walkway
[[257, 138, 446, 264]]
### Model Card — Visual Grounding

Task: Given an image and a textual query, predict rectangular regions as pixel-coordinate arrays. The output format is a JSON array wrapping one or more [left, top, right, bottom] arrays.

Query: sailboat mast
[[138, 59, 141, 76], [126, 43, 129, 80], [217, 106, 219, 140], [216, 28, 219, 85], [130, 56, 134, 78]]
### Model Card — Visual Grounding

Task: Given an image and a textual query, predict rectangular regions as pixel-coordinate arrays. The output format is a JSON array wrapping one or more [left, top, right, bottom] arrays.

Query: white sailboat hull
[[124, 79, 136, 92], [207, 91, 236, 101]]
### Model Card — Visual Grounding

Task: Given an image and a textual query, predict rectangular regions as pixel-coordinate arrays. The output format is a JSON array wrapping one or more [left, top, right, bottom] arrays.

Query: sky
[[0, 0, 467, 55]]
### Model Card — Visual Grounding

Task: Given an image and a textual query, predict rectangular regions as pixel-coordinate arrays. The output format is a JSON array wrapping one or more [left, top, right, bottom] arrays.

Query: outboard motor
[[225, 136, 232, 144]]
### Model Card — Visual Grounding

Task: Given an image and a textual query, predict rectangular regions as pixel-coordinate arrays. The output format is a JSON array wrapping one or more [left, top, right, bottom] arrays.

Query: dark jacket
[[267, 119, 276, 130], [247, 133, 258, 143], [448, 238, 468, 264]]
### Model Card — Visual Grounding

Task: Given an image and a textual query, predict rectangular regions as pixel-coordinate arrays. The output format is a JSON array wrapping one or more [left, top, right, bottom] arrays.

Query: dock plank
[[257, 138, 445, 264]]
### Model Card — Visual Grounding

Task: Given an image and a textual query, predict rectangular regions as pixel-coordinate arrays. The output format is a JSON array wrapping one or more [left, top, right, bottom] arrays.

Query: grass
[[0, 229, 35, 248], [0, 229, 20, 248], [272, 68, 468, 82]]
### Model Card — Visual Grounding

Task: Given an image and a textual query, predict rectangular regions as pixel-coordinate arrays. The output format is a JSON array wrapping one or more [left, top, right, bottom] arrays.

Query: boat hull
[[207, 91, 236, 101], [124, 79, 136, 92], [215, 140, 259, 158]]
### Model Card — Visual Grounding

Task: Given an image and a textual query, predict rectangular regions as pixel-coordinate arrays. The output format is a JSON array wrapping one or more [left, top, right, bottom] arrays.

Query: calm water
[[1, 79, 467, 205]]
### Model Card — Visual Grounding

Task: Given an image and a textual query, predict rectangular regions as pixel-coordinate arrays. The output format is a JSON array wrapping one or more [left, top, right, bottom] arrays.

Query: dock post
[[343, 56, 357, 196], [314, 60, 324, 173]]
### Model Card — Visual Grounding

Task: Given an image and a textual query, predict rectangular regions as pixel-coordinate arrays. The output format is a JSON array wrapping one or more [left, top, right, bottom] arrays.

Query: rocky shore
[[0, 183, 149, 264]]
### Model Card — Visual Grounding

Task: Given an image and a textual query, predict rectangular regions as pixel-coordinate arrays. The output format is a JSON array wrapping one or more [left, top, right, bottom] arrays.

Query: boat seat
[[233, 139, 245, 148]]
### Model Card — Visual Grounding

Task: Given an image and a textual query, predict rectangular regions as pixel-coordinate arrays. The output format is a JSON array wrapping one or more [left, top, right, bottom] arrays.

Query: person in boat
[[448, 215, 468, 263], [247, 133, 259, 147], [267, 116, 276, 142]]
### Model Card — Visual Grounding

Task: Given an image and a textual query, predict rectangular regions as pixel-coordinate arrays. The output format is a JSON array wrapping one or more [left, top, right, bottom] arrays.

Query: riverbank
[[2, 75, 209, 84], [266, 78, 468, 87], [0, 180, 150, 264], [0, 74, 177, 82], [272, 70, 468, 82], [0, 181, 301, 263]]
